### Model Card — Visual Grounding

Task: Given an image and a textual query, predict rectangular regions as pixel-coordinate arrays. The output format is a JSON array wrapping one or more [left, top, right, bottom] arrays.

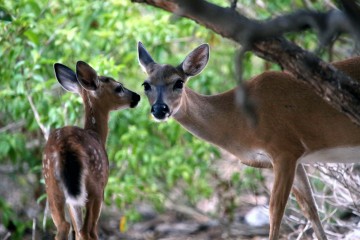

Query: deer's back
[[245, 58, 360, 162], [44, 126, 109, 193]]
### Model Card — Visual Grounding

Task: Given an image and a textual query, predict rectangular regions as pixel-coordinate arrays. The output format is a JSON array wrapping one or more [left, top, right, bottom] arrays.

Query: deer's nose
[[151, 103, 169, 120], [130, 93, 141, 108]]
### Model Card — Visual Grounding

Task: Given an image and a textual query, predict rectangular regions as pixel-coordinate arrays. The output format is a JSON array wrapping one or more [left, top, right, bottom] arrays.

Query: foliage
[[0, 0, 245, 224], [0, 198, 32, 238], [0, 0, 351, 236]]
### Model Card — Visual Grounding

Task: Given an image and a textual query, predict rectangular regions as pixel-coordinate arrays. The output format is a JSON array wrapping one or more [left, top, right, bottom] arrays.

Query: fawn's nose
[[151, 103, 170, 120], [130, 93, 141, 108]]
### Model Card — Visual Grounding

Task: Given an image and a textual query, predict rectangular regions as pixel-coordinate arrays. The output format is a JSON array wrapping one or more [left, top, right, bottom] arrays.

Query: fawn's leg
[[80, 198, 96, 240], [48, 196, 70, 240], [68, 205, 83, 240], [88, 198, 103, 239]]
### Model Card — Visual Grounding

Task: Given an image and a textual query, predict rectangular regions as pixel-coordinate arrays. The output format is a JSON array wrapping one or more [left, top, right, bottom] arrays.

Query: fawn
[[43, 61, 140, 240]]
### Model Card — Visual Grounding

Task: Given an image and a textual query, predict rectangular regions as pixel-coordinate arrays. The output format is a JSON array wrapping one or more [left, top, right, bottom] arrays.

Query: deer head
[[138, 42, 209, 121], [55, 61, 140, 113]]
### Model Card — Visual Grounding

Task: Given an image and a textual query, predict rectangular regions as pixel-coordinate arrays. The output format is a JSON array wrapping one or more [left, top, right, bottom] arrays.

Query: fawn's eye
[[173, 79, 184, 90], [142, 82, 151, 91], [115, 85, 124, 93]]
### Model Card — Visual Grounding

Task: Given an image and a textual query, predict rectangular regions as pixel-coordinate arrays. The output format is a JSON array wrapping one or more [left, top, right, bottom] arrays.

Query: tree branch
[[132, 0, 360, 125]]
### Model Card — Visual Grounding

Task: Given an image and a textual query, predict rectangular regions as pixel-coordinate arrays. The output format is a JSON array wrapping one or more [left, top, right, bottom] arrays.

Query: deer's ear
[[181, 44, 209, 77], [138, 41, 155, 73], [76, 61, 99, 91], [54, 63, 80, 93]]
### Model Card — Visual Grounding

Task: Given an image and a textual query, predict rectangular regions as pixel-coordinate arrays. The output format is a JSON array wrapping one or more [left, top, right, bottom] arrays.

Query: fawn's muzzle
[[130, 93, 141, 108], [151, 103, 170, 120]]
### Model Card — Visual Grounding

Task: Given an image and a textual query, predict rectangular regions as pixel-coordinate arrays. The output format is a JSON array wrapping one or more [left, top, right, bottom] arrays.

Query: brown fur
[[43, 62, 140, 240]]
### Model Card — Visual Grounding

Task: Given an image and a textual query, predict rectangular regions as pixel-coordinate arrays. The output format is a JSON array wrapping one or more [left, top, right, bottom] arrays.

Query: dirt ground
[[1, 161, 360, 240], [0, 163, 299, 240], [0, 168, 270, 239]]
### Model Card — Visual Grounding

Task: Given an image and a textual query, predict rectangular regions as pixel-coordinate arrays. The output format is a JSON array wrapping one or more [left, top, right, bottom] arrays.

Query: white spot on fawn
[[55, 129, 61, 140], [52, 152, 61, 180], [45, 160, 49, 169]]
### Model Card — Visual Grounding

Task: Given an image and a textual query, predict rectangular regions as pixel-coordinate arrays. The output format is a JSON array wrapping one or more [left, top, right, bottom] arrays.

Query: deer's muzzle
[[151, 103, 170, 120]]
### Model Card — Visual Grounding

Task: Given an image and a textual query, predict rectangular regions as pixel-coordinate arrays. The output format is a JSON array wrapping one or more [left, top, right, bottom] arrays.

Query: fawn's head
[[54, 61, 140, 111], [138, 42, 209, 121]]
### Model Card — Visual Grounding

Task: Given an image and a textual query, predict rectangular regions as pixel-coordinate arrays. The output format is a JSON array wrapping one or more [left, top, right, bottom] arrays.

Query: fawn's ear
[[76, 61, 99, 91], [181, 44, 209, 77], [54, 63, 80, 93], [138, 41, 155, 73]]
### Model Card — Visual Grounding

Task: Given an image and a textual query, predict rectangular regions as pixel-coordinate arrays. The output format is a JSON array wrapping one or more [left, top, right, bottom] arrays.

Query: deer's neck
[[172, 87, 271, 168], [83, 96, 109, 146], [173, 87, 248, 150]]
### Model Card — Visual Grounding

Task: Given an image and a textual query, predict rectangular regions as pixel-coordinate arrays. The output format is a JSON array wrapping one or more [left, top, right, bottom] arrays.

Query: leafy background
[[0, 0, 357, 238]]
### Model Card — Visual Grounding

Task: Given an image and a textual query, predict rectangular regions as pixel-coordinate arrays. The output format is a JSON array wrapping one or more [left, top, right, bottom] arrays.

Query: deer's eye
[[142, 82, 151, 91], [115, 85, 124, 93], [173, 80, 184, 90]]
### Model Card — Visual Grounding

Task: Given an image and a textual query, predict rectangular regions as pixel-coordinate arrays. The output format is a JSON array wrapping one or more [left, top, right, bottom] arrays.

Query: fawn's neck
[[83, 95, 110, 145]]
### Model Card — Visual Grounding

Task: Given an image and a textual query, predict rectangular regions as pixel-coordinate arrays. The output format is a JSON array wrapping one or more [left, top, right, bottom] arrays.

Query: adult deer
[[43, 61, 140, 240], [138, 42, 360, 239]]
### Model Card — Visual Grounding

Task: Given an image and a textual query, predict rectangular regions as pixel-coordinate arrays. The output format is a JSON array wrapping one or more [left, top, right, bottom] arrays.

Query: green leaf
[[24, 29, 39, 45], [0, 7, 12, 22]]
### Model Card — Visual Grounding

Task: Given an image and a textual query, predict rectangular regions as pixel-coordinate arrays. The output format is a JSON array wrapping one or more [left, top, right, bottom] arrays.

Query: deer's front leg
[[292, 164, 327, 240], [269, 158, 297, 240]]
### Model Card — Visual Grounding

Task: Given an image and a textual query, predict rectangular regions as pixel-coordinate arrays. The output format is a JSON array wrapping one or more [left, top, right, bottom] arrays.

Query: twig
[[164, 199, 210, 222], [43, 200, 49, 231], [3, 232, 11, 240], [0, 120, 25, 133], [315, 164, 360, 213], [26, 93, 49, 141], [32, 218, 36, 240], [295, 220, 311, 240]]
